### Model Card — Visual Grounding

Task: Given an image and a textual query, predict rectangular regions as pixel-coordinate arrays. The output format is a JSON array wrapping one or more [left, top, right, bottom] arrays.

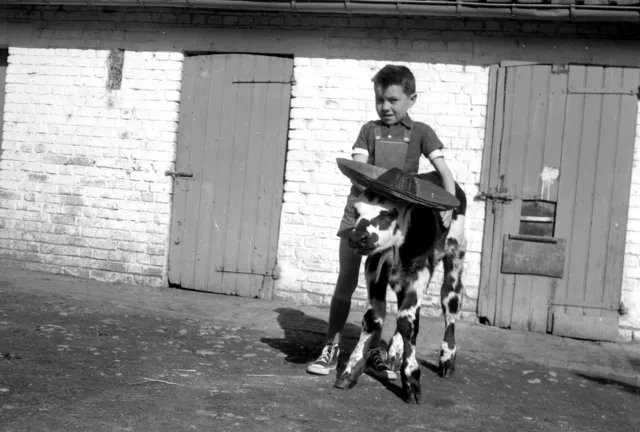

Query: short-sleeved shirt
[[336, 115, 445, 237], [351, 115, 444, 174]]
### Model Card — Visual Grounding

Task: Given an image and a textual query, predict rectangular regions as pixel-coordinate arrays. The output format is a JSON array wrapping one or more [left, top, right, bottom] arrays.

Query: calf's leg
[[386, 330, 403, 375], [438, 230, 466, 378], [334, 254, 388, 389], [396, 267, 431, 404]]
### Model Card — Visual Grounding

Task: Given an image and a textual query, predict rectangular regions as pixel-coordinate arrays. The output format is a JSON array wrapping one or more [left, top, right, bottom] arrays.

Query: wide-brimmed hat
[[336, 158, 460, 210]]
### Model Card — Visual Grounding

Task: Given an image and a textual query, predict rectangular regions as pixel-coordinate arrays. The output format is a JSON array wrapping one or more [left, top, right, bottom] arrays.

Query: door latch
[[477, 191, 513, 202], [165, 171, 194, 179]]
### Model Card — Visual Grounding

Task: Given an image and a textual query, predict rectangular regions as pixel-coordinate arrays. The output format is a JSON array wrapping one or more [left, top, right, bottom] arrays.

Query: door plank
[[208, 54, 241, 295], [193, 56, 226, 291], [521, 66, 550, 200], [529, 278, 553, 333], [552, 312, 619, 341], [258, 56, 294, 299], [178, 56, 212, 289], [493, 67, 517, 328], [221, 55, 256, 297], [168, 56, 199, 286], [540, 70, 568, 204], [538, 70, 568, 332], [568, 67, 604, 324], [498, 65, 532, 329], [220, 55, 256, 295], [237, 56, 270, 297], [553, 66, 587, 317], [565, 66, 601, 325], [584, 68, 621, 320], [478, 66, 506, 324]]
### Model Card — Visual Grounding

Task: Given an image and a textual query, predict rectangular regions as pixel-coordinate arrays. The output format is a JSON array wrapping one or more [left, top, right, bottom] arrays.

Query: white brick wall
[[619, 104, 640, 341], [0, 48, 183, 285], [274, 59, 488, 321]]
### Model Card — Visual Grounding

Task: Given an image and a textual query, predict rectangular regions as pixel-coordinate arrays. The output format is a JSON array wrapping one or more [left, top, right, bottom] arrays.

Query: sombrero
[[336, 158, 460, 210]]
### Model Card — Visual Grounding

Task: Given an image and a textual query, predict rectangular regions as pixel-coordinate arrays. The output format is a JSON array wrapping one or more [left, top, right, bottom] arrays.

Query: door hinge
[[165, 171, 194, 179], [216, 266, 280, 280], [568, 86, 638, 95], [549, 300, 621, 312], [232, 78, 296, 85]]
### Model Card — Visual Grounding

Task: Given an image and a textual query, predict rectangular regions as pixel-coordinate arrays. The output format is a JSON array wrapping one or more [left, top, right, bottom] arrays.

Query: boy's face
[[375, 84, 416, 126]]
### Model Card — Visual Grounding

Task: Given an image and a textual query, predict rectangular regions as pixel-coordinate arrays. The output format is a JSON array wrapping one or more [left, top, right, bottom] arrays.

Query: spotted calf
[[333, 172, 467, 404]]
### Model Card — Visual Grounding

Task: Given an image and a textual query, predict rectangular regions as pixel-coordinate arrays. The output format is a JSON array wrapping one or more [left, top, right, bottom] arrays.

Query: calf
[[333, 172, 467, 404]]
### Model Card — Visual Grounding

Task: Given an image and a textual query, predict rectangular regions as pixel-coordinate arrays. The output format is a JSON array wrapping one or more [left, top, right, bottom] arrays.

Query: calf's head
[[347, 190, 408, 255]]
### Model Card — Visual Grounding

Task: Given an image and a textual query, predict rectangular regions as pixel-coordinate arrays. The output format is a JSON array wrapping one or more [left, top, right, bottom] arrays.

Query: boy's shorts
[[336, 189, 361, 238]]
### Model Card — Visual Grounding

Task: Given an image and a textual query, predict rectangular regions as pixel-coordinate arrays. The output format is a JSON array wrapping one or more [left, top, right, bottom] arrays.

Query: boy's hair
[[372, 64, 416, 96]]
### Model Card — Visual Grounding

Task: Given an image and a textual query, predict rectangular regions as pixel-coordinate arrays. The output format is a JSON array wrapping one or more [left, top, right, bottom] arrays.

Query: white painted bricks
[[619, 104, 640, 341], [0, 48, 183, 286]]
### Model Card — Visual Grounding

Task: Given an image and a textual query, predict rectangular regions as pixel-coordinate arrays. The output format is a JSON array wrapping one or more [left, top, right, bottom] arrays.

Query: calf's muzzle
[[347, 228, 378, 254]]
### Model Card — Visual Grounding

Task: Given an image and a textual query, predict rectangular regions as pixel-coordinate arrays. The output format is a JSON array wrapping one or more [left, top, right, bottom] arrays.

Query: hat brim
[[336, 158, 460, 211]]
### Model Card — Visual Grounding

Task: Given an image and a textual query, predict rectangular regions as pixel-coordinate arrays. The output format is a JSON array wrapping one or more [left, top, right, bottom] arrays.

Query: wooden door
[[168, 54, 293, 299], [478, 63, 638, 341]]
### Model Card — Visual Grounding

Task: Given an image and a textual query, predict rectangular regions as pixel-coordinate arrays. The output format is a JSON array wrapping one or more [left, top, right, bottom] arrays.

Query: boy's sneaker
[[366, 348, 397, 381], [307, 344, 340, 376]]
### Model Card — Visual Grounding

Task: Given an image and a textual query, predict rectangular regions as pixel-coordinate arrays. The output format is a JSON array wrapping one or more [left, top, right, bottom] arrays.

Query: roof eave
[[5, 1, 640, 23]]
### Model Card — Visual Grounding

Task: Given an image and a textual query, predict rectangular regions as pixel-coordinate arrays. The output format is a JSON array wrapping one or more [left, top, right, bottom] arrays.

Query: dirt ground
[[0, 268, 639, 432]]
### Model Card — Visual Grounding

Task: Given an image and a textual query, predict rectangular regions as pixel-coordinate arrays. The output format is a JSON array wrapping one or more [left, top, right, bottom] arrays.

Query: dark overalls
[[337, 125, 413, 237]]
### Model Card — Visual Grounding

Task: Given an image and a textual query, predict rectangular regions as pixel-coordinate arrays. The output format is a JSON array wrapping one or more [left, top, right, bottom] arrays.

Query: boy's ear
[[409, 93, 417, 106]]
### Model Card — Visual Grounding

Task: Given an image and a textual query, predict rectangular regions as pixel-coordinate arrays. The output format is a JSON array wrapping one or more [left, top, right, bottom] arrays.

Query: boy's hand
[[440, 210, 453, 228]]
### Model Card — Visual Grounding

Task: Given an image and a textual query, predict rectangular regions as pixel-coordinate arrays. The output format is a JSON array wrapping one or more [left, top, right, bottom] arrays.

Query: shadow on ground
[[418, 358, 441, 375], [629, 355, 640, 374], [259, 307, 445, 377], [260, 307, 361, 364], [574, 372, 640, 395]]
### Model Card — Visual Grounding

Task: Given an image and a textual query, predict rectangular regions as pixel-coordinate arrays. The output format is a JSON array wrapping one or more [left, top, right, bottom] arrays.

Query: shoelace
[[317, 345, 336, 363], [369, 350, 388, 370]]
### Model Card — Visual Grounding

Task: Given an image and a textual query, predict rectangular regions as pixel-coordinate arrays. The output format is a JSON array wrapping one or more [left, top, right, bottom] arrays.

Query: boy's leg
[[307, 236, 361, 375], [326, 237, 362, 344], [365, 308, 398, 381]]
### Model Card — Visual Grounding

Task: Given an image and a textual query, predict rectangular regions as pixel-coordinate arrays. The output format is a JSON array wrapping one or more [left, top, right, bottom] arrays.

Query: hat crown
[[376, 168, 417, 194]]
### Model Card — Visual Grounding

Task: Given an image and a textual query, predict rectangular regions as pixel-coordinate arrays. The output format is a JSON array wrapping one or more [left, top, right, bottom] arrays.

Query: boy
[[306, 64, 457, 379]]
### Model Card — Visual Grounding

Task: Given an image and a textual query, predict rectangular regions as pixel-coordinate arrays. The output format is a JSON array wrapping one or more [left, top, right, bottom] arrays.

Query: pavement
[[0, 267, 639, 432]]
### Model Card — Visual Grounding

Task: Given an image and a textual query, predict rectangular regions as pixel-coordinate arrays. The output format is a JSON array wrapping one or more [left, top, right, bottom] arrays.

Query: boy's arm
[[350, 152, 369, 191], [419, 124, 455, 227], [350, 124, 372, 190], [428, 152, 456, 196], [428, 151, 456, 228], [352, 152, 368, 163]]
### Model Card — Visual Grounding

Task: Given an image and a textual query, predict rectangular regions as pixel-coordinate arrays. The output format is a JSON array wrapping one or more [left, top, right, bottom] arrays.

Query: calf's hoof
[[403, 386, 423, 404], [402, 369, 422, 404], [334, 374, 358, 390], [437, 357, 456, 378]]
